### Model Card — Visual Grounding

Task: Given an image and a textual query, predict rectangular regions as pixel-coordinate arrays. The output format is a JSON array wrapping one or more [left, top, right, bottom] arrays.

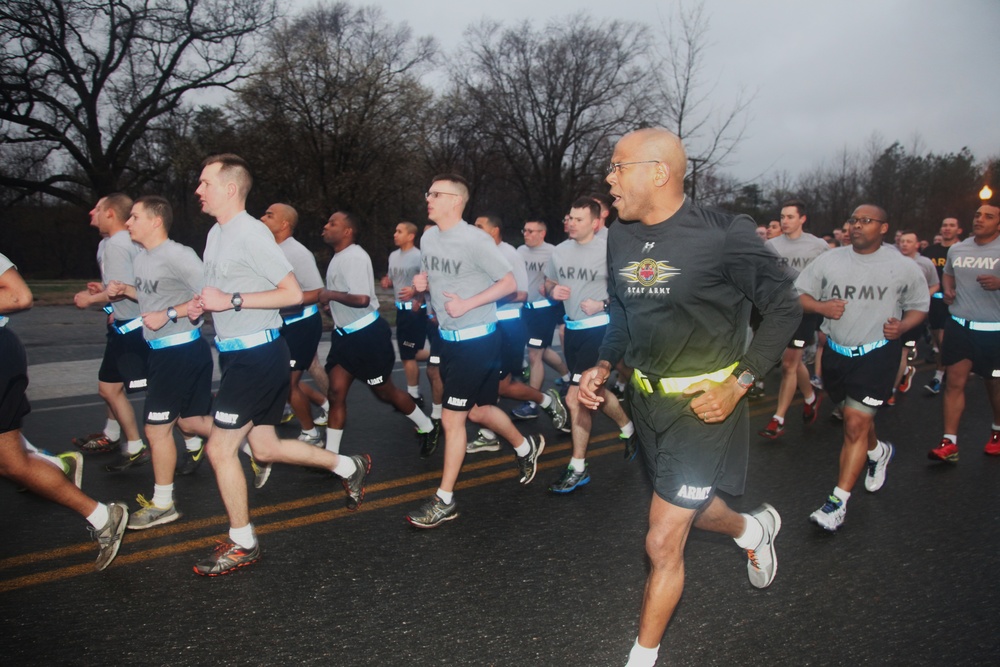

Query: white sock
[[992, 423, 1000, 432], [126, 439, 144, 455], [513, 438, 530, 457], [539, 394, 551, 409], [772, 414, 785, 425], [332, 455, 357, 479], [431, 403, 443, 419], [616, 380, 626, 392], [943, 434, 957, 444], [185, 436, 203, 452], [804, 392, 816, 405], [620, 421, 635, 438], [326, 428, 344, 454], [301, 427, 319, 438], [104, 419, 121, 441], [407, 385, 421, 399], [407, 407, 434, 433], [560, 373, 571, 382], [869, 440, 886, 460], [626, 638, 659, 667], [320, 399, 330, 412], [569, 457, 586, 473], [229, 523, 256, 549], [87, 503, 110, 529], [240, 441, 253, 458], [152, 483, 174, 508], [436, 488, 454, 504], [479, 428, 497, 440], [734, 513, 764, 549], [833, 486, 851, 505], [934, 370, 945, 381]]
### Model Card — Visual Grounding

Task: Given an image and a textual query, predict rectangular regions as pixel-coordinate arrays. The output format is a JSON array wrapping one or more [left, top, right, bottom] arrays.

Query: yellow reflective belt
[[633, 362, 739, 395]]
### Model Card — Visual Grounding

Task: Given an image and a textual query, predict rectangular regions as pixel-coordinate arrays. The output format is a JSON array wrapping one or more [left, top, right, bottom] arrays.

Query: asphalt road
[[2, 307, 998, 666]]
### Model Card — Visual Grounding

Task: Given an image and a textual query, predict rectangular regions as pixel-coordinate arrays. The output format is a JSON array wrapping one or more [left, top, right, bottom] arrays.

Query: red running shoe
[[985, 431, 1000, 456], [758, 418, 785, 439], [928, 438, 959, 463], [803, 393, 822, 424], [897, 366, 915, 393]]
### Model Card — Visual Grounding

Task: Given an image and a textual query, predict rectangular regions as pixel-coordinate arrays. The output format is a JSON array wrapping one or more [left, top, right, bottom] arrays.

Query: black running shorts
[[324, 316, 395, 387], [143, 336, 213, 425], [395, 307, 428, 361], [821, 339, 901, 411], [523, 305, 559, 349], [213, 338, 291, 429], [498, 316, 528, 379], [565, 325, 606, 382], [98, 323, 149, 392], [282, 311, 323, 372], [440, 329, 501, 412], [941, 317, 1000, 379], [0, 327, 30, 434]]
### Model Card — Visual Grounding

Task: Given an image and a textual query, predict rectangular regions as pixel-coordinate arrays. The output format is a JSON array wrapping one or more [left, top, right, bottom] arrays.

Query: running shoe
[[314, 406, 329, 427], [898, 366, 915, 393], [886, 392, 896, 407], [90, 501, 129, 571], [342, 453, 371, 511], [73, 432, 119, 454], [297, 431, 323, 447], [924, 377, 942, 395], [745, 503, 781, 589], [802, 393, 822, 424], [418, 423, 439, 459], [542, 389, 569, 432], [515, 435, 545, 485], [830, 406, 843, 422], [176, 443, 206, 476], [809, 375, 823, 391], [405, 495, 458, 529], [757, 418, 785, 439], [105, 446, 151, 472], [280, 403, 295, 424], [809, 495, 846, 532], [621, 432, 638, 461], [748, 381, 766, 399], [928, 438, 959, 463], [251, 457, 272, 489], [467, 429, 501, 454], [864, 441, 895, 492], [193, 540, 260, 576], [511, 402, 539, 420], [548, 464, 590, 494], [127, 495, 181, 530], [985, 430, 1000, 456], [57, 451, 84, 489]]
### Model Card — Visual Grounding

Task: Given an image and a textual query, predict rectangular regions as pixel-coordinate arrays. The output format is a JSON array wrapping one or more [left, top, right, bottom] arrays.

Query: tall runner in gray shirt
[[796, 204, 928, 533], [580, 129, 799, 667], [107, 196, 214, 530], [405, 174, 544, 528], [187, 154, 370, 576], [928, 203, 1000, 462]]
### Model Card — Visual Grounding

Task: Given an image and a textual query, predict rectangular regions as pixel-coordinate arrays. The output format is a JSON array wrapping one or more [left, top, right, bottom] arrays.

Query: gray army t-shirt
[[497, 241, 528, 313], [517, 241, 554, 302], [944, 235, 1000, 321], [545, 236, 609, 322], [133, 240, 204, 341], [387, 247, 422, 302], [101, 230, 142, 320], [280, 237, 324, 291], [766, 232, 829, 281], [325, 243, 378, 327]]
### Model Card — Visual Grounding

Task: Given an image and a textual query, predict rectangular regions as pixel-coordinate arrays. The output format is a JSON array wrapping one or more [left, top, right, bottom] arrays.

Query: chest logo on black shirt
[[620, 258, 681, 288]]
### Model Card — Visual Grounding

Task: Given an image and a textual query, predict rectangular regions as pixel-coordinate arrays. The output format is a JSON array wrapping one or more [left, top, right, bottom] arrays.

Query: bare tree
[[0, 0, 278, 207]]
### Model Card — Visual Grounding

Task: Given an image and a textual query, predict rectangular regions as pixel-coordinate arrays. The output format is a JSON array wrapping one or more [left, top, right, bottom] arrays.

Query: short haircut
[[570, 197, 601, 219], [590, 192, 614, 212], [103, 192, 134, 222], [136, 195, 173, 233], [477, 212, 503, 230], [430, 173, 470, 200], [202, 153, 253, 199], [780, 198, 808, 218], [897, 229, 918, 239], [524, 219, 547, 230], [397, 221, 418, 236], [338, 210, 361, 239]]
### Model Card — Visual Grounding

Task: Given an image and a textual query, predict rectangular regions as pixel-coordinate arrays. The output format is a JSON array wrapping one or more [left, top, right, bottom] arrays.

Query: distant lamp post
[[980, 185, 993, 201]]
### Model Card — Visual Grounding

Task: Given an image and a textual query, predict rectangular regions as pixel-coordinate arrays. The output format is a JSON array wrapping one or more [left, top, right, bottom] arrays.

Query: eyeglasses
[[522, 228, 543, 234], [607, 160, 661, 175], [846, 217, 886, 225], [425, 191, 460, 200]]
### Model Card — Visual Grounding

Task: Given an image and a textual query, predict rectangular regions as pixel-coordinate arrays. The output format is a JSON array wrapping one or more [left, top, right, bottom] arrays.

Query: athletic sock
[[772, 414, 785, 425], [620, 422, 635, 439], [513, 438, 530, 457], [301, 427, 319, 438], [804, 392, 817, 405], [992, 423, 1000, 432], [625, 639, 659, 667], [560, 373, 571, 383], [407, 385, 420, 399], [152, 483, 174, 508], [734, 513, 764, 549], [436, 488, 454, 504], [185, 436, 203, 452], [332, 455, 357, 479], [569, 457, 586, 473], [934, 370, 945, 381], [104, 419, 121, 442], [833, 486, 851, 505], [538, 394, 551, 409], [126, 439, 144, 455], [406, 406, 434, 433], [320, 399, 330, 412], [240, 441, 253, 458], [943, 434, 957, 445], [87, 503, 110, 529], [325, 428, 344, 454], [479, 428, 497, 440], [431, 403, 443, 420], [615, 380, 626, 393], [229, 524, 256, 550]]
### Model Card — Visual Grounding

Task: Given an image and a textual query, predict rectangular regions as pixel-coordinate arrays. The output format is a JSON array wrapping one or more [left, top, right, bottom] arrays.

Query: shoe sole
[[549, 476, 590, 494], [405, 511, 459, 529], [466, 444, 502, 453], [923, 385, 940, 395], [193, 556, 260, 577], [511, 413, 539, 420], [128, 510, 181, 530], [927, 451, 958, 463], [758, 430, 784, 440], [105, 456, 150, 472], [809, 514, 841, 533]]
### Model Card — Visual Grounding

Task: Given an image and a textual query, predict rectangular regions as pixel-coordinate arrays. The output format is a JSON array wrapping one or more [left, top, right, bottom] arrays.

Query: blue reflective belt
[[113, 317, 143, 335], [564, 313, 610, 330], [0, 315, 7, 328], [932, 292, 944, 299], [282, 304, 319, 326], [496, 308, 521, 321], [952, 315, 1000, 332], [524, 298, 553, 309], [826, 338, 889, 357], [147, 329, 201, 350], [335, 310, 379, 336], [102, 304, 114, 314], [215, 329, 280, 352], [395, 301, 426, 311], [438, 322, 496, 342]]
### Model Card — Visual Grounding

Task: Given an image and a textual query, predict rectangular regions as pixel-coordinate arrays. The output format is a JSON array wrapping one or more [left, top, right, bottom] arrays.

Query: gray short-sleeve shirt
[[101, 230, 142, 320], [280, 237, 324, 291], [325, 243, 378, 327], [545, 236, 609, 321], [134, 240, 205, 340], [944, 236, 1000, 321]]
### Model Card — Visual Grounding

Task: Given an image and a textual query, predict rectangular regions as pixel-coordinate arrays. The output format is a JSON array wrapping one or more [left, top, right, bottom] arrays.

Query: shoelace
[[822, 496, 841, 512], [746, 548, 761, 570], [135, 494, 154, 510]]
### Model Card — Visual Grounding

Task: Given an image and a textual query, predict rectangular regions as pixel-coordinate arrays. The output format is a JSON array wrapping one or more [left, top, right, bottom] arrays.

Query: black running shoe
[[419, 420, 441, 459], [105, 446, 151, 472], [176, 444, 206, 476]]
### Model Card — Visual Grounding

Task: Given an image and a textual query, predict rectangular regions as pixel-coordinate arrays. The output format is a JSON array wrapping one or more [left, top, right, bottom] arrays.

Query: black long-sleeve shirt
[[598, 200, 801, 381]]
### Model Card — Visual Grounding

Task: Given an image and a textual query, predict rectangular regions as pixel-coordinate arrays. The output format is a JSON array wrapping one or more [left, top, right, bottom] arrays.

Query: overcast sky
[[305, 0, 999, 186]]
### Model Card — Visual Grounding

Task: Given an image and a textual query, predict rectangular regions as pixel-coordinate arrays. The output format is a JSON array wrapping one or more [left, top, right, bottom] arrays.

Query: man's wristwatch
[[732, 366, 756, 390], [231, 292, 243, 312], [166, 307, 178, 323]]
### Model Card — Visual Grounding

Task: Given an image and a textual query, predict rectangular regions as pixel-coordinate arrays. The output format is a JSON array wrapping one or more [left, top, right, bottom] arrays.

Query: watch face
[[737, 371, 755, 387]]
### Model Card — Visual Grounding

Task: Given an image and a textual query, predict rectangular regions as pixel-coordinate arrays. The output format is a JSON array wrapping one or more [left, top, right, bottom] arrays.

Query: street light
[[980, 185, 993, 201]]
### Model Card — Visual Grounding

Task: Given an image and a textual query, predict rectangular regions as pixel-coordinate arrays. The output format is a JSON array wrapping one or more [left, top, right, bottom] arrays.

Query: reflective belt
[[564, 313, 610, 330], [952, 315, 1000, 332], [113, 317, 143, 335], [932, 292, 944, 300], [496, 308, 521, 321], [282, 304, 319, 326], [0, 316, 7, 327], [633, 362, 739, 395], [438, 322, 496, 342], [335, 310, 379, 336], [826, 338, 889, 357], [395, 301, 426, 311], [103, 304, 115, 314], [524, 298, 553, 309], [215, 329, 280, 352], [148, 329, 201, 350]]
